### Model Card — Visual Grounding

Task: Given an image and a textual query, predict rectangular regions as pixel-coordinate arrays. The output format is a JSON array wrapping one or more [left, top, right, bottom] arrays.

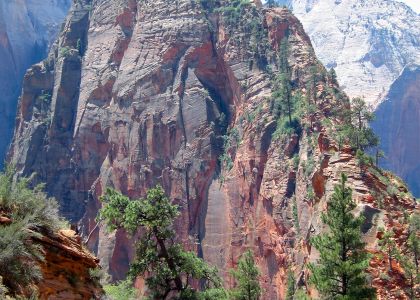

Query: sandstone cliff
[[0, 214, 102, 299], [0, 0, 70, 168], [8, 0, 419, 298]]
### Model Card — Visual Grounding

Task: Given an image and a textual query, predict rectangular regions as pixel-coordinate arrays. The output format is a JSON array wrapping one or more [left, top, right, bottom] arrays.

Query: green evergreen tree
[[230, 250, 262, 300], [407, 213, 420, 277], [400, 213, 420, 299], [378, 229, 399, 271], [338, 97, 378, 151], [273, 38, 292, 123], [329, 68, 338, 84], [309, 174, 376, 299], [98, 186, 227, 299], [285, 269, 296, 300]]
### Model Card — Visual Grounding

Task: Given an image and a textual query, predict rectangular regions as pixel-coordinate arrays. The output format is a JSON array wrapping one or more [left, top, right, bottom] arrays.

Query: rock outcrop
[[8, 0, 418, 298], [35, 229, 102, 299], [0, 214, 102, 299], [372, 64, 420, 198], [0, 0, 70, 168]]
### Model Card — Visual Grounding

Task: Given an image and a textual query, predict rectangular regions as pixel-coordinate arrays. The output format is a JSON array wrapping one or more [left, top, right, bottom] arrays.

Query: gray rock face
[[0, 0, 70, 168], [372, 64, 420, 196], [277, 0, 420, 106]]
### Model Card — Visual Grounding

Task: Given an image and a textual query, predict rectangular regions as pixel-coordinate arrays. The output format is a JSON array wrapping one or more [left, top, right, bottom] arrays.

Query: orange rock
[[0, 215, 12, 225]]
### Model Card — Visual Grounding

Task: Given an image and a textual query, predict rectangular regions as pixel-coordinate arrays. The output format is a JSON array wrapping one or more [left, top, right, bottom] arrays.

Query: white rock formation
[[277, 0, 420, 106]]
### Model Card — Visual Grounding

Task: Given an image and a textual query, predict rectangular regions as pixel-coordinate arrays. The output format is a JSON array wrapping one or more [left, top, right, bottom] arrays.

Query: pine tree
[[273, 38, 292, 123], [378, 229, 399, 271], [309, 174, 376, 299], [402, 213, 420, 299], [285, 269, 296, 300], [230, 250, 262, 300], [338, 97, 378, 151], [329, 68, 338, 84], [407, 213, 420, 276], [98, 186, 227, 299]]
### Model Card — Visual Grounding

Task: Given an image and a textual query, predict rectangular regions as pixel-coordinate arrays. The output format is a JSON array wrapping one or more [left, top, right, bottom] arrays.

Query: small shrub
[[59, 46, 72, 58], [273, 117, 301, 139], [38, 91, 51, 103], [379, 272, 390, 282], [292, 197, 299, 233], [304, 157, 315, 178], [294, 288, 310, 300], [104, 280, 137, 300], [66, 272, 78, 287], [292, 154, 299, 170], [0, 165, 66, 295], [386, 185, 398, 196], [307, 186, 315, 201]]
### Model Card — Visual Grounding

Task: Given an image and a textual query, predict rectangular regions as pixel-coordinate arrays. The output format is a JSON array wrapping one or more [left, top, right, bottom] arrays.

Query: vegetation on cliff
[[229, 250, 262, 300], [0, 166, 65, 298], [309, 174, 376, 299], [99, 185, 267, 300], [99, 186, 227, 299]]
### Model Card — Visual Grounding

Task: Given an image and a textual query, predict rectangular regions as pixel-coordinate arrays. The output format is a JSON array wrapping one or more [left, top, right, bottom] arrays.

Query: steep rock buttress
[[9, 0, 419, 298]]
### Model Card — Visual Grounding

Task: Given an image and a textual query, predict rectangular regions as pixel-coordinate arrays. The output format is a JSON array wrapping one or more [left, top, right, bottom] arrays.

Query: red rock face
[[36, 229, 103, 299], [8, 0, 419, 298], [1, 210, 102, 299]]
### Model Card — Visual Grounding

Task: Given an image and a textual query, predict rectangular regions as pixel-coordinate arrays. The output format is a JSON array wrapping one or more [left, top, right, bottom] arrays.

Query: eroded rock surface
[[36, 229, 102, 299], [9, 0, 418, 298]]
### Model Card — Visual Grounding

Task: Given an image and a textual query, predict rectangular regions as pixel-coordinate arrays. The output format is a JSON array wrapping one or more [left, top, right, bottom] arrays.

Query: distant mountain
[[277, 0, 420, 106], [372, 64, 420, 196], [0, 0, 70, 168]]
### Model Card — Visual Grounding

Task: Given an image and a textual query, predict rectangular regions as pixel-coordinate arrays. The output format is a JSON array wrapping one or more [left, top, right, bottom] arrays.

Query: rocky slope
[[0, 215, 102, 299], [8, 0, 419, 298], [275, 0, 420, 197], [372, 64, 420, 198], [0, 0, 70, 168]]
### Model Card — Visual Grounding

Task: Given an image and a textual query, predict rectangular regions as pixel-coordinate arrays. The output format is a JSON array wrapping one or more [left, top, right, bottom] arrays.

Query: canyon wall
[[372, 64, 420, 197], [0, 0, 70, 168], [8, 0, 418, 298]]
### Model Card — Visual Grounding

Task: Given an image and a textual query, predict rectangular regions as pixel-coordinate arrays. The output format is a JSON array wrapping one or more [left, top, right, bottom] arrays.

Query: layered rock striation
[[36, 229, 102, 299], [8, 0, 418, 298], [0, 0, 70, 168]]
